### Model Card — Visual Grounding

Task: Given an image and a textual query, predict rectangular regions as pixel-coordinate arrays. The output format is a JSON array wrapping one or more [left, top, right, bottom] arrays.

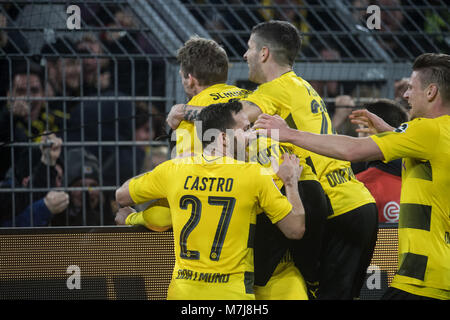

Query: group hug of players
[[115, 21, 450, 300]]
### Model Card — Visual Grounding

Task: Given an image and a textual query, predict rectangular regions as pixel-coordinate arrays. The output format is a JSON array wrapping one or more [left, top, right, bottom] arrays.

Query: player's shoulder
[[394, 117, 441, 133], [269, 71, 312, 95]]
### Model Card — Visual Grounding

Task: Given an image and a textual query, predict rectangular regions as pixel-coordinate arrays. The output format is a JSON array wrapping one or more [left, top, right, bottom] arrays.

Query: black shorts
[[253, 180, 330, 287], [318, 202, 378, 300], [381, 287, 438, 300]]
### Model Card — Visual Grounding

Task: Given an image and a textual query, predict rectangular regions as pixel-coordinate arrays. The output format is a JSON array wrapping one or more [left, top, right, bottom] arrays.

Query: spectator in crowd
[[394, 77, 410, 110], [102, 106, 157, 186], [67, 97, 159, 187], [99, 6, 165, 99], [0, 4, 30, 98], [40, 36, 82, 121], [51, 148, 115, 226], [0, 133, 69, 227], [353, 98, 409, 224], [76, 33, 112, 96], [0, 61, 59, 181], [142, 145, 169, 172], [331, 84, 382, 137]]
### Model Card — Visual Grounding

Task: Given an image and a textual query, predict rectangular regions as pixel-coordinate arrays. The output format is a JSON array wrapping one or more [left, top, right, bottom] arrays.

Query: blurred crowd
[[0, 3, 168, 227]]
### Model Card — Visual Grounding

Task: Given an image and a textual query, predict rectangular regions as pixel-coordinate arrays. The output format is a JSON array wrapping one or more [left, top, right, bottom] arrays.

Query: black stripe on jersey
[[410, 160, 433, 181], [285, 113, 297, 129], [244, 271, 255, 294], [247, 223, 256, 249], [399, 203, 431, 231], [397, 252, 428, 281], [320, 112, 329, 134], [305, 156, 317, 175]]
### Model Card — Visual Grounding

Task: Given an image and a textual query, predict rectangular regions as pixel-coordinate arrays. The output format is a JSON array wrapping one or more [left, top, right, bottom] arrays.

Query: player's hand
[[349, 109, 394, 135], [166, 103, 185, 130], [8, 99, 30, 118], [276, 153, 302, 187], [253, 114, 292, 142], [40, 133, 63, 166], [44, 191, 69, 214], [115, 206, 136, 225]]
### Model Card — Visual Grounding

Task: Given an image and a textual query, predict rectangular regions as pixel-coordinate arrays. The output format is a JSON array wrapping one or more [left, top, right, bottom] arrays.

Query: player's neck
[[428, 101, 450, 118], [191, 84, 210, 98], [263, 64, 292, 82]]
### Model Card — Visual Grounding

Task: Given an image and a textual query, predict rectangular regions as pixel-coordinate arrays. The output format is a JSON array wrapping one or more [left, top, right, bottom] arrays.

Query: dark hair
[[135, 106, 150, 129], [251, 20, 302, 66], [413, 53, 450, 103], [177, 36, 228, 86], [10, 60, 44, 86], [197, 100, 243, 148], [363, 98, 409, 128]]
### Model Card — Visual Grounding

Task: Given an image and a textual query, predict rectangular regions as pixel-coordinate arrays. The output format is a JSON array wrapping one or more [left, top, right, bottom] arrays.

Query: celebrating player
[[254, 53, 450, 300], [116, 101, 306, 300]]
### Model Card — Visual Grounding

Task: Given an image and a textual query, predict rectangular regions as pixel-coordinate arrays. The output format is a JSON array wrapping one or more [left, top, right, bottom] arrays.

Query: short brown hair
[[251, 20, 302, 67], [413, 53, 450, 103], [177, 36, 228, 86]]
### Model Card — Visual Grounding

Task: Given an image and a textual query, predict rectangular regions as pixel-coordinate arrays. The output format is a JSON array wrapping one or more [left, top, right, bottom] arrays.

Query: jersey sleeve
[[125, 205, 172, 232], [370, 118, 439, 162], [129, 161, 171, 204], [256, 170, 293, 224], [242, 89, 278, 115]]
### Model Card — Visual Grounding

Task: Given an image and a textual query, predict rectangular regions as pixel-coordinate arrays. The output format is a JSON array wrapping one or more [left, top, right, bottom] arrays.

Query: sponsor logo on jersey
[[383, 201, 400, 222]]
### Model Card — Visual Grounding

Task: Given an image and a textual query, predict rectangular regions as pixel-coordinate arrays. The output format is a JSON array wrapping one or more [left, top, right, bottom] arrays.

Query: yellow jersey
[[177, 82, 318, 186], [133, 84, 250, 231], [243, 71, 375, 217], [247, 133, 318, 189], [176, 83, 251, 156], [128, 154, 293, 300], [371, 116, 450, 300]]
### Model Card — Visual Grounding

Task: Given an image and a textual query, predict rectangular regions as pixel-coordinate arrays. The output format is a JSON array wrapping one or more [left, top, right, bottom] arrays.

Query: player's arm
[[166, 103, 203, 129], [116, 162, 169, 207], [273, 154, 305, 240], [115, 202, 172, 231], [240, 100, 262, 123], [167, 100, 263, 129], [115, 178, 135, 207], [254, 114, 384, 162]]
